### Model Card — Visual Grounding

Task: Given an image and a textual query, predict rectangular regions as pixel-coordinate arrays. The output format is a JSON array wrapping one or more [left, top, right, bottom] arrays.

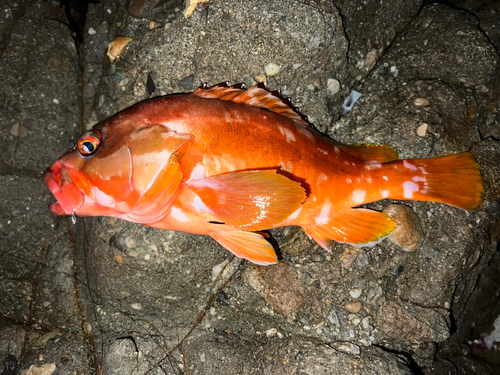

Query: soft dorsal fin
[[192, 82, 310, 128], [335, 142, 400, 163]]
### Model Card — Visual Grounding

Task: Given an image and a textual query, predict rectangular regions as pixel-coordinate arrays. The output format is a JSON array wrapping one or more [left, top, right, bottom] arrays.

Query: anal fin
[[188, 170, 306, 231], [211, 230, 278, 265], [304, 208, 396, 251]]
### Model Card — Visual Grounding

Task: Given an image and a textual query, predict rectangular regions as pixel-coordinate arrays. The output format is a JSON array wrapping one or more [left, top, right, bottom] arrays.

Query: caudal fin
[[397, 152, 483, 210]]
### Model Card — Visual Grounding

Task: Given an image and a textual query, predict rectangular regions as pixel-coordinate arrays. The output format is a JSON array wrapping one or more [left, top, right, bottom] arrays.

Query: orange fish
[[44, 83, 483, 265]]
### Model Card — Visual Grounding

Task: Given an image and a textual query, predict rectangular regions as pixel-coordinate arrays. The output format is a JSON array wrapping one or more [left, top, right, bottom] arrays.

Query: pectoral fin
[[304, 208, 396, 251], [211, 230, 278, 265], [188, 170, 306, 231]]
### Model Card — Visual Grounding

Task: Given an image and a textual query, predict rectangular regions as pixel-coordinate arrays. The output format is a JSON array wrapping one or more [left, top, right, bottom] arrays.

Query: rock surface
[[1, 1, 499, 374]]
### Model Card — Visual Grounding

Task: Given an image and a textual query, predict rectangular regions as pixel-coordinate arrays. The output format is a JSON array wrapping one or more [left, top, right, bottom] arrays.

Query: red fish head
[[43, 126, 138, 217], [44, 114, 193, 222]]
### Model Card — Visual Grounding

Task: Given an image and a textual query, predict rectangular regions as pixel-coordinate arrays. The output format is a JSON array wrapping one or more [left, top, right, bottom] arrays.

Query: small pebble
[[487, 200, 500, 214], [83, 321, 92, 335], [53, 98, 59, 104], [10, 123, 28, 137], [311, 253, 325, 262], [390, 265, 404, 277], [42, 301, 51, 307], [341, 246, 359, 268], [383, 204, 424, 252], [131, 303, 142, 310], [114, 255, 123, 264], [266, 328, 277, 337], [444, 301, 451, 309], [364, 49, 377, 70], [349, 288, 362, 299], [355, 252, 369, 268], [88, 27, 96, 35], [345, 301, 362, 314], [265, 63, 280, 76], [307, 84, 315, 91], [255, 75, 267, 84], [23, 363, 56, 375], [107, 36, 133, 63], [338, 343, 360, 355], [327, 78, 340, 94], [416, 123, 429, 137], [149, 21, 158, 30], [216, 290, 230, 306], [414, 98, 430, 107]]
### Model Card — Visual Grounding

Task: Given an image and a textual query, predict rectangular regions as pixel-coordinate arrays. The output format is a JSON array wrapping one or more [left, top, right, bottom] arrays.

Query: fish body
[[44, 83, 483, 265]]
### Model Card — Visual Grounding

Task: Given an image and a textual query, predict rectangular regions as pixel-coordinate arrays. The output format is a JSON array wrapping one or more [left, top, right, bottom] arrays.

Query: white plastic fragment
[[342, 90, 362, 115]]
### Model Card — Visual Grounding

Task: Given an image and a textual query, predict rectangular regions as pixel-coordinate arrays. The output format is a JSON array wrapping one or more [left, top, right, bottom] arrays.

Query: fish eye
[[77, 130, 102, 157]]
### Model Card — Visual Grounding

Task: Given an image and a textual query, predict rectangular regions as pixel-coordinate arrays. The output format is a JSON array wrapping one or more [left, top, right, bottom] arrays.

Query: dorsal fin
[[192, 82, 310, 128]]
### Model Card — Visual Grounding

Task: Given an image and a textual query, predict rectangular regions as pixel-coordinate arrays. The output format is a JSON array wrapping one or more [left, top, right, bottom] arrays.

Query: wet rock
[[244, 262, 304, 314], [384, 204, 424, 252], [377, 301, 449, 342], [127, 0, 183, 19], [184, 332, 414, 374], [104, 338, 138, 375]]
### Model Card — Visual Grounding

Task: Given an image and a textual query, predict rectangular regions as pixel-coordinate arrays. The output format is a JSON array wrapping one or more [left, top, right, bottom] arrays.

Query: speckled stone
[[383, 204, 424, 252]]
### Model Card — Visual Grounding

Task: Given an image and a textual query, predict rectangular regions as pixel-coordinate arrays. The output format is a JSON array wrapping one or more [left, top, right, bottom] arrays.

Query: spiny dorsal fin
[[335, 142, 400, 163], [192, 82, 310, 128]]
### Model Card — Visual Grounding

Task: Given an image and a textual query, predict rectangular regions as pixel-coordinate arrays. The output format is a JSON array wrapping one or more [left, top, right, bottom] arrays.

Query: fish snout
[[43, 161, 84, 215]]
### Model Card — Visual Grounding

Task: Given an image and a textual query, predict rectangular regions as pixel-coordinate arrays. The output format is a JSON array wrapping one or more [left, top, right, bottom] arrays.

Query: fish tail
[[390, 152, 483, 210]]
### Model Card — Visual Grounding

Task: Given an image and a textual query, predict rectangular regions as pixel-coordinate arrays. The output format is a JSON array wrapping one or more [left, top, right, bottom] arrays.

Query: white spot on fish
[[288, 206, 302, 221], [171, 207, 188, 222], [318, 148, 328, 155], [95, 188, 116, 206], [365, 163, 382, 170], [412, 176, 427, 182], [278, 125, 296, 143], [419, 166, 429, 175], [382, 190, 390, 198], [382, 176, 389, 181], [352, 189, 366, 205], [403, 160, 417, 171], [346, 178, 352, 184], [193, 195, 209, 211], [403, 181, 419, 198], [317, 173, 327, 185], [279, 161, 293, 173], [190, 163, 206, 180], [315, 201, 331, 225], [366, 178, 372, 183]]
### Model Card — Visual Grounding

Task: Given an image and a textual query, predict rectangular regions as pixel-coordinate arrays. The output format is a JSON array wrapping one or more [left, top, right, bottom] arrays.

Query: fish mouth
[[43, 161, 85, 215]]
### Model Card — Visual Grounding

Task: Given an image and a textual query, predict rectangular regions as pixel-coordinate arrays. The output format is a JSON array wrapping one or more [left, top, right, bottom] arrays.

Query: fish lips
[[43, 161, 85, 215]]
